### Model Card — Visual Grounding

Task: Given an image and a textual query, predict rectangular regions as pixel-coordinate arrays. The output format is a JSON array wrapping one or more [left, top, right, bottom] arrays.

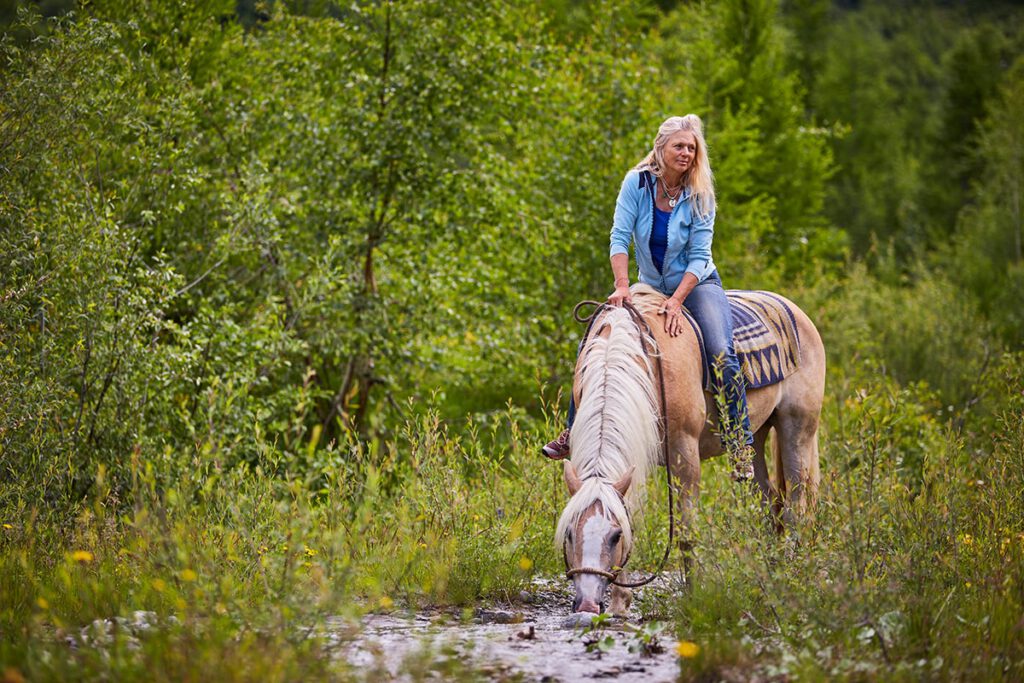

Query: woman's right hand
[[607, 284, 632, 307]]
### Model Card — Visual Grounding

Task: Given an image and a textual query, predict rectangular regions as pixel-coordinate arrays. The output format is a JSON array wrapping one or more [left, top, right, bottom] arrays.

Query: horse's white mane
[[555, 291, 664, 555], [625, 283, 666, 317]]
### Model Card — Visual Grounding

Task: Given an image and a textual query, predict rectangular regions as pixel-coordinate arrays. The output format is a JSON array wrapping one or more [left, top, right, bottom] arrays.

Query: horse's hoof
[[562, 612, 597, 629]]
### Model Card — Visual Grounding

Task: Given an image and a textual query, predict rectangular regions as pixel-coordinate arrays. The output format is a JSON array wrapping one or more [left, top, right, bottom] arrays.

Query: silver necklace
[[661, 179, 683, 208]]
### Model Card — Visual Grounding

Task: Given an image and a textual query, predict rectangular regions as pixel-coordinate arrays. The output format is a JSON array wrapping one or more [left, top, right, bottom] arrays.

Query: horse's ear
[[612, 467, 634, 498], [563, 461, 582, 496]]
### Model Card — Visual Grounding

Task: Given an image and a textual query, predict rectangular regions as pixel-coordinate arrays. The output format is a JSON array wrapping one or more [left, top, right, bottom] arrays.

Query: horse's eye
[[609, 531, 621, 546]]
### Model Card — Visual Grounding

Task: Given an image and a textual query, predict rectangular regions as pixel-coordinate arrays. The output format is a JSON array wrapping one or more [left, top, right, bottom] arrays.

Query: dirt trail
[[339, 580, 681, 682]]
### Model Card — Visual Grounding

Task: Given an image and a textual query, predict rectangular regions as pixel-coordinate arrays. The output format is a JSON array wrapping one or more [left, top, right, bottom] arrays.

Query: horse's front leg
[[608, 574, 632, 616], [673, 439, 702, 587]]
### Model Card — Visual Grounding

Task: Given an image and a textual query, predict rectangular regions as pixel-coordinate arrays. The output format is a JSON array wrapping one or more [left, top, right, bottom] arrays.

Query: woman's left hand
[[659, 297, 686, 337]]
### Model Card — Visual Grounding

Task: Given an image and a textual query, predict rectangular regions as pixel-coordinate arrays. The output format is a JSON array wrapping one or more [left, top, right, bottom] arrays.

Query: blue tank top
[[650, 207, 671, 273]]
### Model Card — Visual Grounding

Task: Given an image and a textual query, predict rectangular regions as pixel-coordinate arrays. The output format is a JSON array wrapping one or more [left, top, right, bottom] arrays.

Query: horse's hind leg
[[752, 424, 785, 532], [773, 308, 825, 527], [751, 423, 775, 505], [773, 408, 821, 526]]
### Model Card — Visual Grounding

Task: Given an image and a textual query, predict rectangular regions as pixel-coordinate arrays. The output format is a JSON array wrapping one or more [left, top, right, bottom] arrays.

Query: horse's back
[[625, 284, 823, 522]]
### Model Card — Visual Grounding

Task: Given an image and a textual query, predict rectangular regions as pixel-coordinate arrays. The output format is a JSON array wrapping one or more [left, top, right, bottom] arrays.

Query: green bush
[[809, 262, 997, 411]]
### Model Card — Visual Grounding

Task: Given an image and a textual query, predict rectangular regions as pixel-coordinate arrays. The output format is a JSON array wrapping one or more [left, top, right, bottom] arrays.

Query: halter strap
[[565, 566, 617, 580]]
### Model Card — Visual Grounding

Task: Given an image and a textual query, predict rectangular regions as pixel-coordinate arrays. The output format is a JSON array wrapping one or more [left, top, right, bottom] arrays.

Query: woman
[[542, 114, 755, 481]]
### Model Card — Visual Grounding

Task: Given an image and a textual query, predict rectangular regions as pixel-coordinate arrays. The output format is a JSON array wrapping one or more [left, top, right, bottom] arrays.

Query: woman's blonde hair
[[635, 114, 715, 217]]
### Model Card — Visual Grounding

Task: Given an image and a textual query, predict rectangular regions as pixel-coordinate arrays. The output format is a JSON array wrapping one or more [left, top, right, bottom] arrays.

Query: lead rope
[[569, 299, 675, 588]]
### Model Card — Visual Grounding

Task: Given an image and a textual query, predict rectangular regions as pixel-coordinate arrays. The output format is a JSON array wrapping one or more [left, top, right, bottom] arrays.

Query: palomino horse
[[557, 283, 825, 616]]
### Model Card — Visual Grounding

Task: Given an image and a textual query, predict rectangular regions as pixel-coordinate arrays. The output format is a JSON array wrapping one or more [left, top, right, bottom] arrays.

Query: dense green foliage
[[2, 0, 1023, 680]]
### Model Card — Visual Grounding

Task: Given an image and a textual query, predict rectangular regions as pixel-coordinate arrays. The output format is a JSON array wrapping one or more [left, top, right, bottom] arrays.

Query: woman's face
[[662, 130, 697, 177]]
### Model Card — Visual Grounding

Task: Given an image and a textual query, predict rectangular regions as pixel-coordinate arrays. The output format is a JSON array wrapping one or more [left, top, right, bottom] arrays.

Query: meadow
[[2, 0, 1023, 680]]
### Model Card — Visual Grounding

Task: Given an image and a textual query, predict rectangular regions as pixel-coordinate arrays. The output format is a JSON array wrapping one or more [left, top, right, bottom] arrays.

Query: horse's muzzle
[[573, 596, 601, 614]]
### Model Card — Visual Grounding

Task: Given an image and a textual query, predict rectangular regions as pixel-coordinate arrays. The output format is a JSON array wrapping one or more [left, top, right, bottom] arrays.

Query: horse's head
[[557, 461, 634, 614]]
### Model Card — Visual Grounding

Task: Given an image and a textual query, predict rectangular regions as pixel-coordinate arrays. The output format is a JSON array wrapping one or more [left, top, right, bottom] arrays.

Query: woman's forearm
[[607, 253, 632, 305], [669, 272, 699, 305], [610, 253, 630, 287]]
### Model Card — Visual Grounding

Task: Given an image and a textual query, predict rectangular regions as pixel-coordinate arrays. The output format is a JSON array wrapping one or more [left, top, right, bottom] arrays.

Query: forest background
[[1, 0, 1023, 681]]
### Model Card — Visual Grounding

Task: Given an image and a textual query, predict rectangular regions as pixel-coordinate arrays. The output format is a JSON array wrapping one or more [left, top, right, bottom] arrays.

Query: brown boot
[[541, 429, 571, 460], [730, 444, 755, 482]]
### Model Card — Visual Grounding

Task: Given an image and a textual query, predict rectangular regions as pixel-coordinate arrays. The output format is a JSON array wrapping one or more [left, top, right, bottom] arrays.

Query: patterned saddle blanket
[[685, 290, 802, 390]]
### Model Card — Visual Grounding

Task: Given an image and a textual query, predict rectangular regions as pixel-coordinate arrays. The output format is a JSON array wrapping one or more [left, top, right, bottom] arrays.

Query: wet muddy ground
[[338, 580, 681, 682]]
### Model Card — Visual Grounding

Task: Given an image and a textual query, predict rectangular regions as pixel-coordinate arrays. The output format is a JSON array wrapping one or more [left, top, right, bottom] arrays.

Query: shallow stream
[[338, 580, 681, 682]]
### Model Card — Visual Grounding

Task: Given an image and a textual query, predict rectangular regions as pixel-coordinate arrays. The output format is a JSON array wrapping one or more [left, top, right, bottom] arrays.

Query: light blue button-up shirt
[[609, 169, 716, 296]]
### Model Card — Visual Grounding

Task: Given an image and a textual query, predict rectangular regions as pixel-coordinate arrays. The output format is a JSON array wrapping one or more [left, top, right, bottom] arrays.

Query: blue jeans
[[566, 270, 753, 449]]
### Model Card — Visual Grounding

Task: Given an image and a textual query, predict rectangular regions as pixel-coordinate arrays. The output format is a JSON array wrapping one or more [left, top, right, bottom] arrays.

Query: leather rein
[[563, 299, 676, 589]]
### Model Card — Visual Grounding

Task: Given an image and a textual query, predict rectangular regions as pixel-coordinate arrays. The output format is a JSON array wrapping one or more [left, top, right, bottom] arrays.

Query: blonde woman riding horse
[[551, 116, 825, 617], [544, 115, 755, 480]]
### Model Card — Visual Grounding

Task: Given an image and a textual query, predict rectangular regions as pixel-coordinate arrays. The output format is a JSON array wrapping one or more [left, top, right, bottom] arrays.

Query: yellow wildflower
[[180, 569, 198, 582], [36, 597, 49, 610], [378, 595, 394, 610], [304, 546, 316, 557], [70, 550, 94, 563], [2, 667, 26, 683], [152, 578, 166, 592], [518, 557, 533, 572], [676, 641, 700, 658], [2, 523, 12, 530]]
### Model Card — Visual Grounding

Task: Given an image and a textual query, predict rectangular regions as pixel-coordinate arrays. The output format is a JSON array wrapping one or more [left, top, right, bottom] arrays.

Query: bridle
[[562, 299, 676, 589], [565, 566, 617, 581]]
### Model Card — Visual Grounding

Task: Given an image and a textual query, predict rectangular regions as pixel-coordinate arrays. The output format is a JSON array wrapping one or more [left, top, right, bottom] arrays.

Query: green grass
[[636, 369, 1024, 682], [0, 405, 562, 682], [2, 367, 1023, 681]]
